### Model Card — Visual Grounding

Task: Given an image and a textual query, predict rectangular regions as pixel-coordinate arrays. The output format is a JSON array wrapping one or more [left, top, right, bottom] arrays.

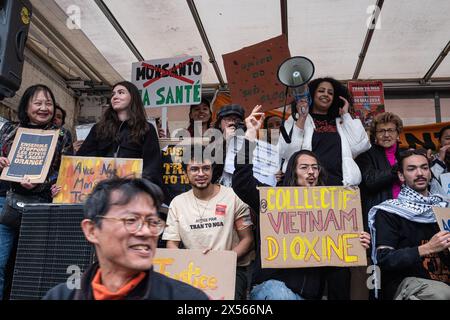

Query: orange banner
[[399, 121, 450, 151]]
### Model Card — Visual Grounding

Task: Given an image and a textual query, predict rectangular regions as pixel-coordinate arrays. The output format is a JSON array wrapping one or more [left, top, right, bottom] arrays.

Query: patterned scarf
[[367, 185, 447, 297], [368, 185, 446, 263]]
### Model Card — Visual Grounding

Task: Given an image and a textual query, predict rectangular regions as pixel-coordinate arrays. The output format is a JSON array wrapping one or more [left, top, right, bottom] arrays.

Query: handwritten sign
[[131, 56, 202, 108], [258, 186, 367, 268], [53, 156, 143, 204], [0, 128, 59, 183], [223, 35, 291, 114], [153, 249, 237, 300], [348, 80, 385, 128], [161, 145, 191, 204], [432, 207, 450, 252]]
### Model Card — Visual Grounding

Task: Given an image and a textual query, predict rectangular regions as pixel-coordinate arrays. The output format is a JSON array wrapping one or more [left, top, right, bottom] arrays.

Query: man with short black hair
[[163, 146, 254, 300], [369, 149, 450, 300], [43, 178, 208, 300]]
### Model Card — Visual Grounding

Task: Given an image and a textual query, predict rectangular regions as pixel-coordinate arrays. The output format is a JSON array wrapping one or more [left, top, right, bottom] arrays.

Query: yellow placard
[[153, 249, 237, 300], [259, 186, 367, 268], [53, 156, 143, 204]]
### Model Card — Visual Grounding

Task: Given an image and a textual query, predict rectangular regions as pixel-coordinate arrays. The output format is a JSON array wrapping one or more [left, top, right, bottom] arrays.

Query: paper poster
[[259, 186, 367, 268], [0, 128, 59, 183], [131, 55, 202, 108], [224, 136, 279, 187], [348, 80, 385, 128], [53, 156, 143, 204], [153, 249, 237, 300], [75, 123, 94, 141]]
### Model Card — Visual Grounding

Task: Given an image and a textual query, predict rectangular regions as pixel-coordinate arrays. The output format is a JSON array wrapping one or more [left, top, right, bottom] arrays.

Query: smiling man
[[162, 145, 254, 300], [43, 178, 208, 300], [368, 149, 450, 300]]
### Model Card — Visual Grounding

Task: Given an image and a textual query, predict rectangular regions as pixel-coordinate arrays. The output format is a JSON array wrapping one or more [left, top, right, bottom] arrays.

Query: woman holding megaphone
[[278, 77, 370, 187]]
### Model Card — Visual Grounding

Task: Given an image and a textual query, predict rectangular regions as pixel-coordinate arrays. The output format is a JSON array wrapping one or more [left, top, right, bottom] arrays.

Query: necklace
[[194, 195, 211, 221]]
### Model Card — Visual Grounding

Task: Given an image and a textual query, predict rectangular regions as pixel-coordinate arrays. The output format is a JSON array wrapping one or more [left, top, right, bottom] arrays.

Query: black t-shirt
[[375, 210, 450, 299], [311, 113, 343, 186]]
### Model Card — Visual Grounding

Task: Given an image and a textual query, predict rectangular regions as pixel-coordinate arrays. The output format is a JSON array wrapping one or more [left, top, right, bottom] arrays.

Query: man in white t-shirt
[[162, 146, 254, 299]]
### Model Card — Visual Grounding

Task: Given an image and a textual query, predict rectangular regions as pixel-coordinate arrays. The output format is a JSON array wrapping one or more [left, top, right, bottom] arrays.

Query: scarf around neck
[[368, 185, 447, 264]]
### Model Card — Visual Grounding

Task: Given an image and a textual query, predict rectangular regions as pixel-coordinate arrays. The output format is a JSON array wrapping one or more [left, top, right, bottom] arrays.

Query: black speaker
[[0, 0, 32, 100], [9, 203, 95, 300]]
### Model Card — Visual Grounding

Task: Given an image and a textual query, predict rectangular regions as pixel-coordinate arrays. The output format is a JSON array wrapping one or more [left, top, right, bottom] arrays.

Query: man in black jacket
[[43, 178, 208, 300], [368, 149, 450, 300]]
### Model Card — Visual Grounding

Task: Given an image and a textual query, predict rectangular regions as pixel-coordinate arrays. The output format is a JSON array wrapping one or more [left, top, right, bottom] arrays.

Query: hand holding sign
[[0, 157, 10, 169]]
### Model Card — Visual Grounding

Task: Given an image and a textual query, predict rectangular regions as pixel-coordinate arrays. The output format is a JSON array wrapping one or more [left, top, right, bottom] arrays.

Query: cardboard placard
[[153, 249, 237, 300], [432, 207, 450, 251], [347, 80, 385, 128], [259, 186, 367, 268], [0, 128, 59, 183], [131, 55, 202, 108], [223, 34, 291, 115], [53, 156, 143, 204]]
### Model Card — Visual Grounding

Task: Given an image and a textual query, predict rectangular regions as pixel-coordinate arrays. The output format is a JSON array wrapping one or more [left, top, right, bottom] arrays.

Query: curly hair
[[369, 112, 403, 144], [289, 77, 353, 120]]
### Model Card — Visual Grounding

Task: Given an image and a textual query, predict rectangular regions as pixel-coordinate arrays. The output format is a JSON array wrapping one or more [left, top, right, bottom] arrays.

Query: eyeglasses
[[96, 215, 165, 235], [188, 165, 212, 174], [376, 128, 397, 135], [297, 164, 320, 172]]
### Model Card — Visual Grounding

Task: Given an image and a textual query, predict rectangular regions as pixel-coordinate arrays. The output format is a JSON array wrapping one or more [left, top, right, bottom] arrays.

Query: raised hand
[[339, 96, 350, 116], [244, 105, 265, 141]]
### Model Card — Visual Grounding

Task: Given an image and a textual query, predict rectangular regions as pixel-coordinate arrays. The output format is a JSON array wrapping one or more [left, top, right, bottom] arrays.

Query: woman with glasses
[[0, 84, 73, 299], [356, 112, 404, 227]]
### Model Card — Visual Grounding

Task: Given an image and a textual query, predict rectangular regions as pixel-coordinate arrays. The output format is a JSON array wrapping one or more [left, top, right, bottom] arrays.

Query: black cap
[[216, 104, 245, 121]]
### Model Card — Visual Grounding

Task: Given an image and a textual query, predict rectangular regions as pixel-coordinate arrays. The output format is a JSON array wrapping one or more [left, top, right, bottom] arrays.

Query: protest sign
[[131, 56, 202, 108], [224, 136, 279, 187], [153, 249, 237, 300], [432, 207, 450, 252], [161, 144, 191, 204], [53, 156, 142, 204], [399, 121, 450, 151], [0, 128, 59, 183], [259, 186, 367, 268], [223, 35, 291, 114], [348, 80, 385, 128]]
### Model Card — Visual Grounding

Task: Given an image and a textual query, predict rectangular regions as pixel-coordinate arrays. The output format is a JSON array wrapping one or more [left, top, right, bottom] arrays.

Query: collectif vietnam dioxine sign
[[258, 186, 367, 268], [0, 128, 59, 184], [131, 55, 202, 108]]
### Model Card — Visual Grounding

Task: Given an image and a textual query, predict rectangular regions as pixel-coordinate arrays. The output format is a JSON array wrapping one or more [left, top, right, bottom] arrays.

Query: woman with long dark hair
[[278, 77, 370, 186], [76, 81, 162, 188], [233, 105, 370, 300]]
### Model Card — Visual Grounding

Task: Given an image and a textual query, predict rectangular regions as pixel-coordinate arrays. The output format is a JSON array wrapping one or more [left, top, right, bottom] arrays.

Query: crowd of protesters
[[0, 79, 448, 300]]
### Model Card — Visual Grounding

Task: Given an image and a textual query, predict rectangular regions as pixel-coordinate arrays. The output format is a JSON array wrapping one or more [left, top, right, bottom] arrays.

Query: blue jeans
[[250, 280, 305, 300], [0, 196, 14, 300]]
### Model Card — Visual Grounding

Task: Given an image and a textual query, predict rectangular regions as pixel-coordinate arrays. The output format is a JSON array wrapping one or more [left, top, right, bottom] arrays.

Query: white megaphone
[[277, 56, 315, 113], [277, 56, 315, 144]]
